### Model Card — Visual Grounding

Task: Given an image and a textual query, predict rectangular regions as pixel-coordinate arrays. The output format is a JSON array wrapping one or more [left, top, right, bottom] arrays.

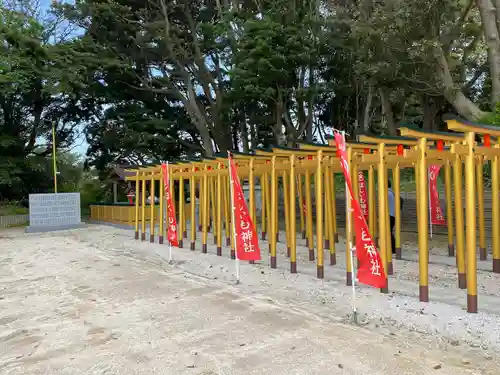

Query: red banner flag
[[161, 163, 179, 247], [428, 165, 446, 225], [334, 132, 387, 288], [229, 154, 261, 261], [358, 171, 369, 218]]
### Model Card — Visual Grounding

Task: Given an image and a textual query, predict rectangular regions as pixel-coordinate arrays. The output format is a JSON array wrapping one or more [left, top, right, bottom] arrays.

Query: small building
[[108, 165, 137, 203], [109, 165, 190, 204]]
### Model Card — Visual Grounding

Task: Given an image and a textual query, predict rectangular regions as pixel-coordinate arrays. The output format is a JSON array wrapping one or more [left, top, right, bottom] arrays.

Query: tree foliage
[[0, 1, 94, 199], [1, 0, 500, 200]]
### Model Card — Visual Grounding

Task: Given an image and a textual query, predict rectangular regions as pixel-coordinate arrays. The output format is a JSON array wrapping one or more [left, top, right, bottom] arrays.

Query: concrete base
[[317, 265, 324, 279], [308, 249, 315, 261], [387, 262, 394, 275], [346, 271, 352, 286], [25, 223, 87, 233], [330, 253, 336, 265]]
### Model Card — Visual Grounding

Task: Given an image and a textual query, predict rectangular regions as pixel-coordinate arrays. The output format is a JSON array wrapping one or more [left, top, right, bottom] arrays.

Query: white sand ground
[[0, 225, 499, 375]]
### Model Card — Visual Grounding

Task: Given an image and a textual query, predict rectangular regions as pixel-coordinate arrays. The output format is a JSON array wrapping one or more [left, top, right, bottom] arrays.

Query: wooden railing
[[89, 202, 192, 227], [91, 191, 494, 238], [0, 214, 29, 228]]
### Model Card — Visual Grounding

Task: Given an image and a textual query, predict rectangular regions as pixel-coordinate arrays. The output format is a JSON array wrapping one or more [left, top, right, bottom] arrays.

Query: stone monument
[[26, 193, 86, 233]]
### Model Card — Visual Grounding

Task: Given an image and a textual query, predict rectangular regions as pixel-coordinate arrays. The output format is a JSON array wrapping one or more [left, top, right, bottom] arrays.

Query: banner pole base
[[352, 310, 358, 325]]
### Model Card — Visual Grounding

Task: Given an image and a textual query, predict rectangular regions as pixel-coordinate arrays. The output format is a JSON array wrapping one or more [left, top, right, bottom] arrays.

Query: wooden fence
[[0, 214, 29, 228], [89, 190, 495, 240]]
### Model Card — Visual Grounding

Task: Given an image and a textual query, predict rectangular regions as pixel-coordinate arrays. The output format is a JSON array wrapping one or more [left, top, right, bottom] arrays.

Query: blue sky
[[36, 0, 89, 157], [47, 0, 89, 157], [72, 133, 88, 157]]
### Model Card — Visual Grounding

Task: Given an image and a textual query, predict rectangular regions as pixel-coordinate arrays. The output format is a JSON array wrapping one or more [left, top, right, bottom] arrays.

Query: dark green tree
[[0, 2, 93, 199]]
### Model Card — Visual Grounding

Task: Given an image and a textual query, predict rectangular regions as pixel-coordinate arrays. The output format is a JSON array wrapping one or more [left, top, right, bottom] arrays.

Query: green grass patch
[[0, 202, 28, 216], [4, 221, 28, 228]]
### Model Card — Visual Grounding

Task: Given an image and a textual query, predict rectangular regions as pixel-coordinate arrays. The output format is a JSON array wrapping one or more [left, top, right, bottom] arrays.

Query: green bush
[[479, 102, 500, 126], [0, 201, 28, 216]]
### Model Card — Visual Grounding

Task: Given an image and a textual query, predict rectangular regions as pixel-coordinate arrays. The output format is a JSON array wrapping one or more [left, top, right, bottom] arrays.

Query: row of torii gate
[[125, 115, 500, 314]]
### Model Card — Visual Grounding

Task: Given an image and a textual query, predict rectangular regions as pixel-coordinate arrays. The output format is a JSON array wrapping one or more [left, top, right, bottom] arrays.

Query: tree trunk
[[240, 119, 249, 153], [232, 125, 238, 152], [200, 127, 214, 157], [249, 122, 258, 150], [306, 120, 313, 142], [436, 45, 488, 120], [286, 131, 295, 147], [379, 89, 397, 136], [316, 120, 327, 144], [449, 92, 487, 120], [421, 95, 438, 130], [496, 0, 500, 35], [274, 93, 286, 146], [363, 84, 373, 132], [178, 81, 216, 156], [477, 0, 500, 109]]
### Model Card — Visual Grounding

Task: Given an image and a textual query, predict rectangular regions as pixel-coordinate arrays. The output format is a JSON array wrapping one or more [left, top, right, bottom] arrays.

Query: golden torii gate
[[443, 115, 500, 313], [394, 128, 463, 303], [122, 115, 500, 314]]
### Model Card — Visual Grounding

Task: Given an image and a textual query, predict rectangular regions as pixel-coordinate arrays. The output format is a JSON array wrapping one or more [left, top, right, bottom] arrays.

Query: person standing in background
[[388, 180, 396, 254]]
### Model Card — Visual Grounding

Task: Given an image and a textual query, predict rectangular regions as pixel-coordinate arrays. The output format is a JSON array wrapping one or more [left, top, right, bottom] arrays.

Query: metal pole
[[377, 143, 389, 293], [493, 149, 500, 273], [227, 154, 240, 284], [345, 146, 354, 286], [315, 149, 324, 279], [342, 132, 357, 323], [159, 167, 164, 244], [134, 171, 140, 240], [452, 146, 466, 289], [444, 162, 455, 256], [417, 138, 430, 302], [190, 166, 196, 250], [52, 125, 58, 193], [394, 164, 402, 259], [464, 132, 478, 313], [290, 154, 297, 273], [476, 159, 486, 260], [270, 156, 278, 268], [149, 173, 155, 243], [428, 167, 433, 239]]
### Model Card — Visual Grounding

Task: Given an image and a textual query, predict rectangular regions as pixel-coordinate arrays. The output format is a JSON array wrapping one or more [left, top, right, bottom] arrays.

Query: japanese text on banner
[[229, 155, 261, 261], [161, 163, 179, 247], [334, 133, 387, 288], [358, 171, 369, 218], [429, 165, 446, 225]]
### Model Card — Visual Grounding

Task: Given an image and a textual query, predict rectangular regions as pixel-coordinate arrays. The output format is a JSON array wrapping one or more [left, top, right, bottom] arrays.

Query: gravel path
[[0, 225, 499, 374]]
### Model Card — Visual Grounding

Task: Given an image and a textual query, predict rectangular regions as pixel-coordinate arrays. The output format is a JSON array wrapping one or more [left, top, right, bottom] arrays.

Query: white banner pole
[[342, 131, 358, 324], [167, 161, 173, 263], [228, 153, 240, 284]]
